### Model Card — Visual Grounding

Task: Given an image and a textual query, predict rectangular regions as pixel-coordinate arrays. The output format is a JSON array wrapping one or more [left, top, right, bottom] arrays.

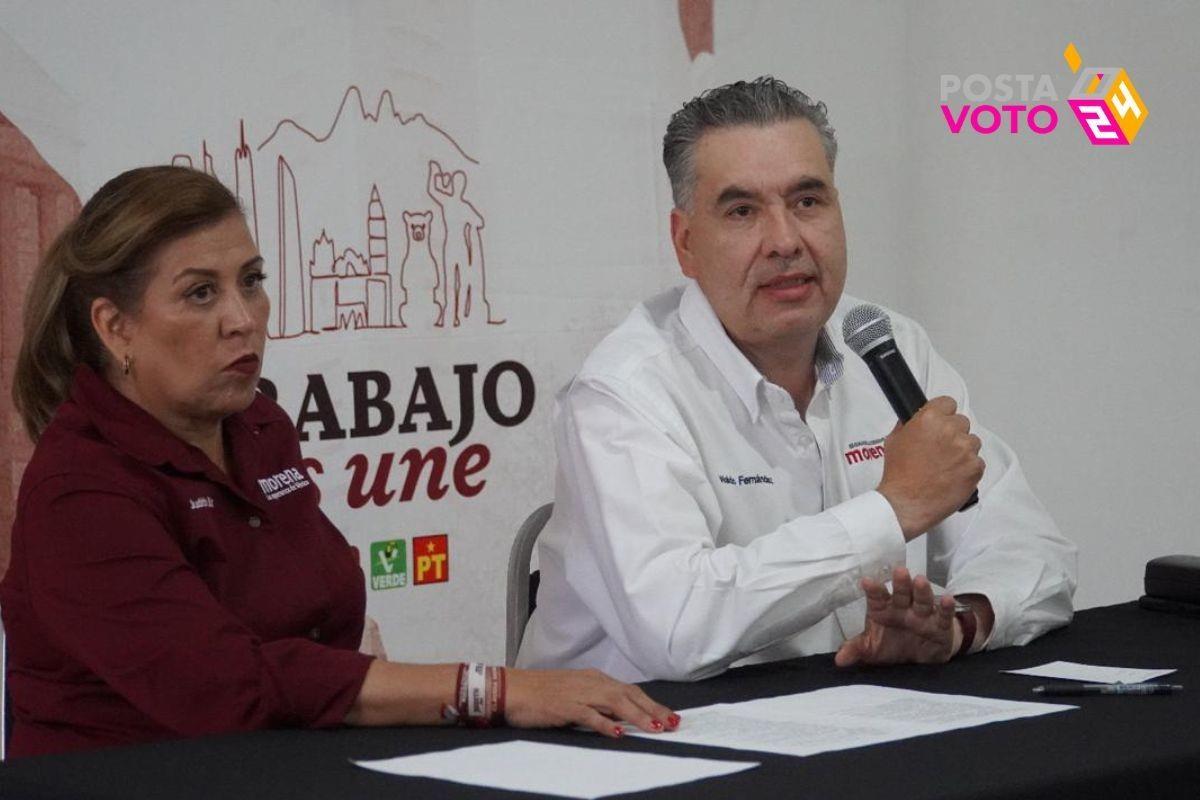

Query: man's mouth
[[761, 274, 815, 289], [759, 273, 817, 300]]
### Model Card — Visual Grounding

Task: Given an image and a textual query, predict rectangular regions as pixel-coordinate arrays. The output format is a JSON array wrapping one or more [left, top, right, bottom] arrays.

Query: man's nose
[[762, 205, 803, 260]]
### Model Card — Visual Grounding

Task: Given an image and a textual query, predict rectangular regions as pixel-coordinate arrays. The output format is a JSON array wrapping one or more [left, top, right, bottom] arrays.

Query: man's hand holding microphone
[[836, 306, 992, 667]]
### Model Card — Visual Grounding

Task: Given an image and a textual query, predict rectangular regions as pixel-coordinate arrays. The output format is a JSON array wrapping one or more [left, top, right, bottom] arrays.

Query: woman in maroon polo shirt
[[1, 166, 676, 758]]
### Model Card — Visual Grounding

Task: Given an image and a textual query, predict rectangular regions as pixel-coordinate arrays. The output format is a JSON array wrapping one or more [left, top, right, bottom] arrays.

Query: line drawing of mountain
[[258, 85, 479, 166]]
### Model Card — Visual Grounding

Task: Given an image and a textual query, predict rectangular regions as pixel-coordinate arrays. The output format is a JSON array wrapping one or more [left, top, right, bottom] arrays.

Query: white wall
[[902, 1, 1200, 608]]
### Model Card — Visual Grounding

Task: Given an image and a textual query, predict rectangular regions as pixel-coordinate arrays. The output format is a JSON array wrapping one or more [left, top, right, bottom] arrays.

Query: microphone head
[[842, 304, 894, 356]]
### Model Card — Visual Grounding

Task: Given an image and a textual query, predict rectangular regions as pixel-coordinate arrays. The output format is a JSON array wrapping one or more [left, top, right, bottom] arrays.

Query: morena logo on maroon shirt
[[257, 468, 312, 501]]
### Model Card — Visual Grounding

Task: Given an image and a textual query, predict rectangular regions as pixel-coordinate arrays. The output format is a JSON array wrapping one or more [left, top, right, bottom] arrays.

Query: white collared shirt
[[517, 282, 1077, 682]]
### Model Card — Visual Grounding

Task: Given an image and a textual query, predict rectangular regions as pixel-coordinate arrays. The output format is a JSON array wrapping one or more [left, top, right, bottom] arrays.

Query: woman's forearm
[[344, 661, 678, 737], [344, 660, 458, 726]]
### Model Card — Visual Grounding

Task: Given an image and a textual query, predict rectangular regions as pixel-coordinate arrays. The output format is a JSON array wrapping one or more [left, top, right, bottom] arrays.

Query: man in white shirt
[[517, 77, 1077, 682]]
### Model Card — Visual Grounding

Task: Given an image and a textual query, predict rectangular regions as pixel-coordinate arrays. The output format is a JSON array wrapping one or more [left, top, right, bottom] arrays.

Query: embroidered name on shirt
[[257, 468, 312, 501], [188, 496, 215, 510], [718, 474, 775, 486], [844, 436, 887, 465]]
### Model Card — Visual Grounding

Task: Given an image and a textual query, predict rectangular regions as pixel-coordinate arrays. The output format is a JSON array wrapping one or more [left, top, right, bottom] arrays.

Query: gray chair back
[[505, 503, 552, 666]]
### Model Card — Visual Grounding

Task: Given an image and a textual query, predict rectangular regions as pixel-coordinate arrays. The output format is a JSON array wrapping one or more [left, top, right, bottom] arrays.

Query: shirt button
[[248, 516, 262, 528], [309, 627, 321, 641]]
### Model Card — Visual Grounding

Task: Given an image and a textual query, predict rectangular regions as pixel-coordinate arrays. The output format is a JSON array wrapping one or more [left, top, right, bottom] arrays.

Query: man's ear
[[90, 297, 134, 367], [670, 207, 697, 279]]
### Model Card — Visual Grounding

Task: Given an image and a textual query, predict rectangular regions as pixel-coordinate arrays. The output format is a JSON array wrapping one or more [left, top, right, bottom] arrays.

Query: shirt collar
[[677, 280, 845, 422], [68, 364, 270, 475]]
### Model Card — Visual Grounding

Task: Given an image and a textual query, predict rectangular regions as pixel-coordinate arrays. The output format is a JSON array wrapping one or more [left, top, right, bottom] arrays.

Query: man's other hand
[[877, 396, 983, 540], [834, 567, 958, 667]]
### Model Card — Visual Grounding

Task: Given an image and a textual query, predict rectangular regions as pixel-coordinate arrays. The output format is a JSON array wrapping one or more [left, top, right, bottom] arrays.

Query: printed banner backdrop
[[0, 0, 712, 662], [2, 1, 1197, 661]]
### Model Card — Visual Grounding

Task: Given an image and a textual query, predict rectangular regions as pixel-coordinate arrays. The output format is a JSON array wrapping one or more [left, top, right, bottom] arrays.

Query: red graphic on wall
[[173, 86, 504, 339], [678, 0, 714, 60], [0, 111, 82, 575]]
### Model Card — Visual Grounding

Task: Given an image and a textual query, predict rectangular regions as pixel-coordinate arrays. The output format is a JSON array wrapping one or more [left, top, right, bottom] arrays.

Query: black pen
[[1032, 683, 1183, 697]]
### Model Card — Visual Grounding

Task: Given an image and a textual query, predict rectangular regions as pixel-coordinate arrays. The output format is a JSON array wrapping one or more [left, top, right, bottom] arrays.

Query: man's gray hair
[[663, 76, 838, 209]]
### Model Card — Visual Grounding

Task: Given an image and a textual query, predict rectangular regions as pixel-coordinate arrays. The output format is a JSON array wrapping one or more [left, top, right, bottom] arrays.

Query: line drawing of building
[[274, 155, 308, 338], [234, 120, 260, 246], [307, 185, 393, 332]]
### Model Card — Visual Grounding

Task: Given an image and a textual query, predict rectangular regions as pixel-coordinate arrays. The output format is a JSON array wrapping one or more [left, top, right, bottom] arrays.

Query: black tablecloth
[[1, 602, 1197, 799]]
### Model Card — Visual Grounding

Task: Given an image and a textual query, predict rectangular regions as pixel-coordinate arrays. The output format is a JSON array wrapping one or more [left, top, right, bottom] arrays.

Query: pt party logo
[[939, 42, 1148, 146]]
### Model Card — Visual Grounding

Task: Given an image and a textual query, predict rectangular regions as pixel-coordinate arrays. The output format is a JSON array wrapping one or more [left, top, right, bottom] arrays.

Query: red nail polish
[[651, 719, 664, 731], [613, 725, 625, 737], [667, 713, 681, 729]]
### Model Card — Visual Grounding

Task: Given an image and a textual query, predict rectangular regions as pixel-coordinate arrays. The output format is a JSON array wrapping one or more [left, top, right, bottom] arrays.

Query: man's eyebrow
[[171, 256, 264, 285], [713, 177, 830, 209], [713, 185, 758, 208], [785, 177, 830, 195]]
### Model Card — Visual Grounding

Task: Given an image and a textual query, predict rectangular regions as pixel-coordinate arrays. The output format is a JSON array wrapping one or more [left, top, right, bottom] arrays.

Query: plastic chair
[[505, 503, 552, 666]]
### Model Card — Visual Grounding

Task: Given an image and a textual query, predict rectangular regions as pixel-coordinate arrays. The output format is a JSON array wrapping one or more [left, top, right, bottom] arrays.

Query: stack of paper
[[628, 684, 1074, 757]]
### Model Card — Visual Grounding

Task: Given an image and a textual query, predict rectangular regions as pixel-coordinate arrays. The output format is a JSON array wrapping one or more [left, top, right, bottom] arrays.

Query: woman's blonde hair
[[13, 165, 241, 441]]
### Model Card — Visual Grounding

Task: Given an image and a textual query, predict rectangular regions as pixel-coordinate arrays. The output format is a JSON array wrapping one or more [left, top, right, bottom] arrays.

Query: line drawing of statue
[[427, 160, 503, 327], [399, 209, 442, 328]]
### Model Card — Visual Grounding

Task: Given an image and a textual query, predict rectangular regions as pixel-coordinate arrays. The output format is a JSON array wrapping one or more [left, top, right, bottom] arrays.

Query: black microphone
[[842, 304, 978, 511]]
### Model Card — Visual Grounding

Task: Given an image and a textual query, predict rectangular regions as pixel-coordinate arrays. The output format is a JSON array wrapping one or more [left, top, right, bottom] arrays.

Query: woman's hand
[[359, 615, 388, 659], [505, 668, 679, 738]]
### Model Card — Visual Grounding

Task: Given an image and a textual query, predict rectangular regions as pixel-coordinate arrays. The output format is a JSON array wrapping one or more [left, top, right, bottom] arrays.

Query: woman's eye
[[187, 285, 213, 302], [244, 270, 267, 289], [729, 205, 753, 218]]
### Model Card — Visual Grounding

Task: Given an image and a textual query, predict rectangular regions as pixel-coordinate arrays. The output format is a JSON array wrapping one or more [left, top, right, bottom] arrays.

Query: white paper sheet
[[1004, 660, 1177, 684], [352, 740, 758, 799], [628, 685, 1073, 758]]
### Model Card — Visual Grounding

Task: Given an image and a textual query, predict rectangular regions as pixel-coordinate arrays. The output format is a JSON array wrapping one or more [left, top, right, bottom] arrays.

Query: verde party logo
[[370, 539, 407, 590], [939, 42, 1147, 145]]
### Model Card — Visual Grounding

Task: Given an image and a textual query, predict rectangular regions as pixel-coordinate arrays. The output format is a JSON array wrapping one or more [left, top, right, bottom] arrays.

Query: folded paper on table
[[353, 740, 759, 799]]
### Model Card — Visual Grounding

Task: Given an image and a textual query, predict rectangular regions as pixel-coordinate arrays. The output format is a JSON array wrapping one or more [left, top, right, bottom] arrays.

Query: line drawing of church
[[306, 185, 393, 332], [172, 86, 505, 339]]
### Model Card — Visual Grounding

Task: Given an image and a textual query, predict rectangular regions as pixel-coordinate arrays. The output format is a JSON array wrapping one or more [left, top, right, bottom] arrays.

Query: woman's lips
[[225, 354, 260, 376]]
